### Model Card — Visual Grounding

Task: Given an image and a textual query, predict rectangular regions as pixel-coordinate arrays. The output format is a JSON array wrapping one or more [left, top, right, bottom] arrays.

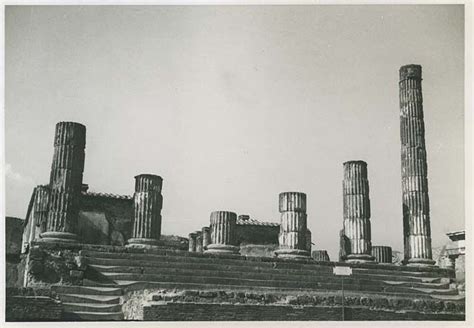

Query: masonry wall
[[6, 288, 62, 321], [143, 303, 464, 321], [235, 225, 279, 245], [79, 195, 133, 245]]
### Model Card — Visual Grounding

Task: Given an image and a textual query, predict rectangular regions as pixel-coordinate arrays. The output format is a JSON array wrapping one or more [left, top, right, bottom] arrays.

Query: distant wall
[[236, 225, 279, 246], [79, 195, 133, 245]]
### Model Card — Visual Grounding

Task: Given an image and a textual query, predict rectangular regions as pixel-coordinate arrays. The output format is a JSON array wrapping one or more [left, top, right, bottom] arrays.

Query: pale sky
[[5, 5, 464, 259]]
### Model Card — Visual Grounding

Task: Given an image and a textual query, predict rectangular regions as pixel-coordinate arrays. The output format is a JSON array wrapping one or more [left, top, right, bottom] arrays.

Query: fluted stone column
[[372, 246, 393, 264], [34, 185, 51, 235], [275, 192, 310, 259], [188, 232, 197, 252], [399, 65, 435, 266], [195, 231, 203, 253], [202, 226, 211, 250], [205, 211, 239, 254], [312, 250, 330, 262], [342, 161, 374, 263], [305, 229, 312, 253], [41, 122, 86, 243], [128, 174, 163, 246]]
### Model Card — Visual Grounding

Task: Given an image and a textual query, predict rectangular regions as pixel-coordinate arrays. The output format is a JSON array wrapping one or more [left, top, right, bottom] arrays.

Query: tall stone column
[[399, 65, 435, 266], [128, 174, 163, 246], [202, 226, 211, 250], [275, 192, 310, 259], [41, 122, 86, 243], [205, 211, 239, 254], [372, 246, 393, 264], [342, 161, 374, 263], [188, 232, 197, 252]]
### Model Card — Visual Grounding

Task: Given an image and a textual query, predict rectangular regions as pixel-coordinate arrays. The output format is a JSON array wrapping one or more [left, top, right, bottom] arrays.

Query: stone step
[[99, 280, 454, 300], [92, 272, 455, 296], [92, 266, 450, 290], [58, 293, 121, 304], [52, 285, 123, 296], [83, 255, 446, 280], [62, 311, 124, 321], [88, 262, 441, 284], [63, 302, 123, 313], [79, 249, 451, 278]]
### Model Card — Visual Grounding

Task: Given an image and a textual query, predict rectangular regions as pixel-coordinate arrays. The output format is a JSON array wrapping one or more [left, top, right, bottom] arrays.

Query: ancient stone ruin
[[5, 65, 465, 321]]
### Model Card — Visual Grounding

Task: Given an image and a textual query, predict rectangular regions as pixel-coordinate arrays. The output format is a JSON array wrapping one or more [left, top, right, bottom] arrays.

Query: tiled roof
[[236, 218, 279, 227], [81, 191, 132, 200]]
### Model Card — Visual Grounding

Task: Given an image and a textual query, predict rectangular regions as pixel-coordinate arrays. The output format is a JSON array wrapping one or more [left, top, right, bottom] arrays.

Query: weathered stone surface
[[188, 232, 197, 252], [128, 174, 163, 246], [42, 122, 86, 243], [312, 250, 330, 262], [399, 65, 435, 266], [206, 211, 239, 254], [372, 246, 392, 264], [202, 227, 211, 250], [342, 161, 374, 263], [275, 192, 310, 259]]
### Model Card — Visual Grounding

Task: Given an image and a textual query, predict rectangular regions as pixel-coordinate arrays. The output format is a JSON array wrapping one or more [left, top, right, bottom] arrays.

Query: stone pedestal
[[312, 250, 330, 262], [188, 232, 197, 252], [342, 161, 374, 263], [372, 246, 393, 264], [128, 174, 163, 246], [205, 211, 239, 254], [41, 122, 86, 243], [274, 192, 310, 259], [202, 227, 211, 250], [399, 65, 435, 266]]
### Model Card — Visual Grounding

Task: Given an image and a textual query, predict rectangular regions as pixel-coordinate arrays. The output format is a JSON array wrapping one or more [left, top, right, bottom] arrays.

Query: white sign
[[333, 266, 353, 276]]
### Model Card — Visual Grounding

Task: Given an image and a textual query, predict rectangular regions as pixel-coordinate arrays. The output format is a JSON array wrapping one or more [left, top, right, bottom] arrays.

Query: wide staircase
[[56, 245, 463, 320]]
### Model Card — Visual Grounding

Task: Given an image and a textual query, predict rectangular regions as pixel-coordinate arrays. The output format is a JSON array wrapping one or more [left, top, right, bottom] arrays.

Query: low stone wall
[[6, 288, 62, 321], [25, 242, 85, 286], [142, 289, 465, 321], [144, 302, 464, 321]]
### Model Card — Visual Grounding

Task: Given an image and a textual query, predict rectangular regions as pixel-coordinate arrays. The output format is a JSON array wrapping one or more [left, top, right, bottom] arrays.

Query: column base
[[39, 231, 78, 243], [345, 254, 375, 263], [127, 238, 162, 247], [204, 244, 240, 254], [406, 258, 436, 267], [274, 249, 311, 260]]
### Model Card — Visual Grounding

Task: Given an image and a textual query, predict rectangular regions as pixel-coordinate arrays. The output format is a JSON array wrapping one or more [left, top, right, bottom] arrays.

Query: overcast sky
[[5, 5, 464, 259]]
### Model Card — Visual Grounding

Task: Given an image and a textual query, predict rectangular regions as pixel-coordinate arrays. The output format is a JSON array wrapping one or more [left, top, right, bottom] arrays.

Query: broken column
[[205, 211, 239, 254], [41, 122, 86, 243], [399, 65, 435, 266], [202, 227, 211, 250], [372, 246, 393, 264], [342, 161, 374, 263], [188, 232, 197, 252], [274, 192, 310, 259], [312, 250, 330, 262], [128, 174, 163, 246], [195, 231, 203, 253]]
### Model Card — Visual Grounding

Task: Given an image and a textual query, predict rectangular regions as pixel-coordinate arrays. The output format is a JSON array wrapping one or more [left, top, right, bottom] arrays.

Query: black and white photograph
[[2, 1, 470, 324]]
